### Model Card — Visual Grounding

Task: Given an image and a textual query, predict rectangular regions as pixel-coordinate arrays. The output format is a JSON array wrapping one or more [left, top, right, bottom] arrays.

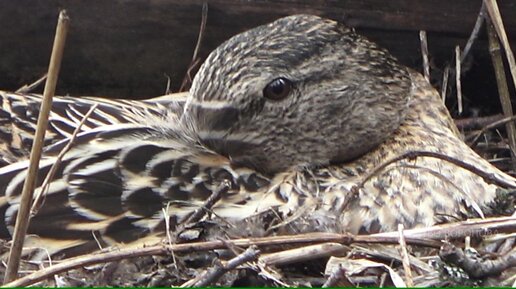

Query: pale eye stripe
[[187, 99, 234, 109], [198, 130, 227, 140]]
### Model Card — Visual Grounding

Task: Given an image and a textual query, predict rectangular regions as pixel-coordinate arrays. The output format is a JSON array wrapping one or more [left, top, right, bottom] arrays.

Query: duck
[[0, 14, 513, 258]]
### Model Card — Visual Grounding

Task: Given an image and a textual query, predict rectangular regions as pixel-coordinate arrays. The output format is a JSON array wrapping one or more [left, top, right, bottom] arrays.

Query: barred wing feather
[[0, 121, 277, 258], [0, 91, 276, 256], [0, 90, 187, 166]]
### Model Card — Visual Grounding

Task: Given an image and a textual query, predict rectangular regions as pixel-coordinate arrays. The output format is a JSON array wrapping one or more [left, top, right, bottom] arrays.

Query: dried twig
[[441, 3, 485, 103], [182, 182, 229, 225], [461, 2, 487, 63], [352, 150, 516, 194], [31, 103, 99, 214], [455, 114, 503, 131], [8, 215, 515, 288], [496, 229, 515, 256], [468, 115, 516, 147], [259, 243, 346, 266], [184, 246, 260, 287], [397, 224, 413, 287], [486, 18, 516, 169], [373, 216, 516, 240], [164, 73, 172, 94], [439, 242, 516, 278], [172, 182, 229, 242], [4, 10, 69, 284], [441, 65, 450, 101], [179, 2, 208, 92], [323, 264, 352, 287], [2, 231, 441, 287], [455, 46, 463, 114], [419, 30, 430, 82], [484, 0, 516, 102], [351, 243, 434, 274], [15, 74, 47, 94]]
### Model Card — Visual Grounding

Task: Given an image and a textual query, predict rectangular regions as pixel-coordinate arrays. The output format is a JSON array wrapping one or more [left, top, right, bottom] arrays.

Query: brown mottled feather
[[280, 71, 515, 234]]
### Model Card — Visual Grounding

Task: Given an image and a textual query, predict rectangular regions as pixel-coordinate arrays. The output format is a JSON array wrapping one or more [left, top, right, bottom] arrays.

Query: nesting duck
[[0, 14, 514, 257]]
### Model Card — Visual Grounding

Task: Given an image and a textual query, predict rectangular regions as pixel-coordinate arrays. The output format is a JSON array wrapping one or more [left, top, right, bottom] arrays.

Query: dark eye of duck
[[263, 77, 293, 100]]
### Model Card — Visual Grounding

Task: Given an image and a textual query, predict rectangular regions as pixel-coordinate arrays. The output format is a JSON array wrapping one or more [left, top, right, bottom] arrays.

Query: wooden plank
[[0, 0, 514, 98]]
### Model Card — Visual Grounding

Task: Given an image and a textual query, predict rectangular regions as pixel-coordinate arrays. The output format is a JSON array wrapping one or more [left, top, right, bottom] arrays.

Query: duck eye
[[263, 77, 293, 100]]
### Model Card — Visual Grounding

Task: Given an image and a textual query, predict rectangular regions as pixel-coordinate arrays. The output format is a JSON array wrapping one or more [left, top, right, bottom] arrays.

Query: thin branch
[[468, 115, 516, 147], [172, 183, 229, 242], [419, 30, 430, 82], [15, 74, 47, 94], [2, 231, 441, 287], [440, 65, 450, 102], [486, 18, 516, 170], [373, 215, 516, 240], [455, 114, 503, 131], [461, 2, 487, 63], [455, 45, 463, 114], [164, 73, 172, 94], [323, 264, 351, 287], [4, 216, 513, 287], [397, 224, 413, 287], [439, 242, 516, 278], [179, 2, 208, 92], [441, 3, 485, 103], [182, 182, 229, 225], [441, 5, 485, 104], [4, 10, 69, 284], [184, 246, 260, 287], [351, 150, 516, 194], [484, 0, 516, 106], [259, 243, 346, 266], [31, 104, 98, 214]]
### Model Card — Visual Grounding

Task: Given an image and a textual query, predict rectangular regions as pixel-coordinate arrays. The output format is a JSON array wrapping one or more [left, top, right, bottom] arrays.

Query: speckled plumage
[[187, 15, 411, 173], [0, 15, 514, 258]]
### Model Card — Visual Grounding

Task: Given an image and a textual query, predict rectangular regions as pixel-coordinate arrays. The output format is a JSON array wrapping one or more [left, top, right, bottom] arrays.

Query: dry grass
[[3, 10, 69, 284]]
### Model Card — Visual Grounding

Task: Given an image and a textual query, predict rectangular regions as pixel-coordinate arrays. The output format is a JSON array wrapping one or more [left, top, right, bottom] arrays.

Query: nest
[[3, 209, 515, 287]]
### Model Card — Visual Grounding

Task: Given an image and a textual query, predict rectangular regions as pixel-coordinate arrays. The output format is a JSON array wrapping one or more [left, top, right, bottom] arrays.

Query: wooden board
[[0, 0, 514, 100]]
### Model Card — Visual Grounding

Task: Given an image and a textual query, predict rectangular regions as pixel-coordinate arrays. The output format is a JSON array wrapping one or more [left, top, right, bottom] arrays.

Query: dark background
[[0, 0, 515, 117]]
